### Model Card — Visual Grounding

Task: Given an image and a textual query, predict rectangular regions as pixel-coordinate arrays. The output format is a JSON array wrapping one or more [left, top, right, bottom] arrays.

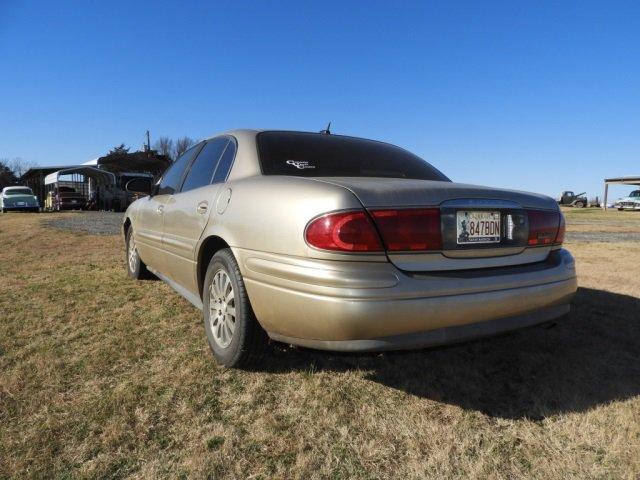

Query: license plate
[[18, 202, 25, 206], [71, 200, 77, 203], [456, 211, 501, 244]]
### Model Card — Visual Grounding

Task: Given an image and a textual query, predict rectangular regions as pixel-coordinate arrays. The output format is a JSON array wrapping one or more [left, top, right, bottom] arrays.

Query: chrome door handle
[[156, 205, 164, 214], [197, 201, 209, 214]]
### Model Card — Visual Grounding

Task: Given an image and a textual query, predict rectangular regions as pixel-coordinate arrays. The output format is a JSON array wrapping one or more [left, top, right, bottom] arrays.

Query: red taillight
[[370, 208, 442, 251], [305, 210, 384, 252], [556, 213, 566, 244], [527, 210, 563, 246]]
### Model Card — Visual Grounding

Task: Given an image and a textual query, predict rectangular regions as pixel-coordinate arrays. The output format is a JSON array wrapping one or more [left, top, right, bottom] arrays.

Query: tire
[[574, 201, 584, 208], [203, 248, 268, 368], [125, 228, 152, 280]]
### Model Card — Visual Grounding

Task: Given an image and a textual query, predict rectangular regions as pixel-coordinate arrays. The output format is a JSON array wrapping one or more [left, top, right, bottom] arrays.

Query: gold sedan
[[123, 130, 576, 367]]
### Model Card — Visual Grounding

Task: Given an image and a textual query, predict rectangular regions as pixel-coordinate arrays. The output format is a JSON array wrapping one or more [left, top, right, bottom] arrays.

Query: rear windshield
[[257, 131, 450, 181], [4, 188, 33, 196]]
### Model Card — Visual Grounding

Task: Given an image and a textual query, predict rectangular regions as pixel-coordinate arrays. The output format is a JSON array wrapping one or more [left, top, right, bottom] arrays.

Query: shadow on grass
[[255, 287, 640, 420]]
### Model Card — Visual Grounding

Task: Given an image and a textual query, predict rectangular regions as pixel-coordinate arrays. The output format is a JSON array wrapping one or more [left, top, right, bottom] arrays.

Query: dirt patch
[[563, 207, 640, 243], [41, 211, 123, 236]]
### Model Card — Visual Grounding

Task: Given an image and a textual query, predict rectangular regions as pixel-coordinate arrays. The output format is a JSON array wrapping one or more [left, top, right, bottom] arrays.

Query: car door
[[134, 144, 203, 271], [161, 136, 236, 292]]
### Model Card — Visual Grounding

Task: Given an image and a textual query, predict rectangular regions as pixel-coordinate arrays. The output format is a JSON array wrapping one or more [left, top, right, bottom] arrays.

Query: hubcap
[[209, 269, 236, 348], [128, 236, 138, 272]]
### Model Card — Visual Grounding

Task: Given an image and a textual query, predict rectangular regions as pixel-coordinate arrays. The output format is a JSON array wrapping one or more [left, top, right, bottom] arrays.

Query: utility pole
[[145, 130, 151, 153]]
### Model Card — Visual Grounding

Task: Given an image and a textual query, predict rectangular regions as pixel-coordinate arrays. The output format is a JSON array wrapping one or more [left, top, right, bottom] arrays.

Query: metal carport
[[44, 166, 117, 210], [603, 176, 640, 210]]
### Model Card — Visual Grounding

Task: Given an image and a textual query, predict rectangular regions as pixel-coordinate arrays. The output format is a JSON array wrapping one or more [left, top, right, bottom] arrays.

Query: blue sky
[[1, 1, 638, 199]]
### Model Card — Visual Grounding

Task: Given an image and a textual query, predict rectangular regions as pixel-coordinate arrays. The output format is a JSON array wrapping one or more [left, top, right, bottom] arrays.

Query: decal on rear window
[[286, 160, 316, 170]]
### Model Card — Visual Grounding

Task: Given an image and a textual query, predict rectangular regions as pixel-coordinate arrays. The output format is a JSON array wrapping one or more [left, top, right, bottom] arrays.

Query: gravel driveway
[[565, 232, 640, 243], [42, 212, 123, 235]]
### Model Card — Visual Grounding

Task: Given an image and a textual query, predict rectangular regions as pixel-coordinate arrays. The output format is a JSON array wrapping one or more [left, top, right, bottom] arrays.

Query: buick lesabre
[[123, 130, 577, 367]]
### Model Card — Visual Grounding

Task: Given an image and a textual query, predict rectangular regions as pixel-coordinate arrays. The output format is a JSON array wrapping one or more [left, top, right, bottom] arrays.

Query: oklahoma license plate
[[456, 211, 501, 244]]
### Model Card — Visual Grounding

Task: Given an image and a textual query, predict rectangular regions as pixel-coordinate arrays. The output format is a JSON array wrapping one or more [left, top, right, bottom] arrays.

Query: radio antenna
[[319, 121, 331, 135]]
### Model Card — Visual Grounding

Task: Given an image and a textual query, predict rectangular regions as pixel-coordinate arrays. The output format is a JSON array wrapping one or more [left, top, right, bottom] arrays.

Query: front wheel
[[203, 248, 268, 368], [125, 228, 152, 279]]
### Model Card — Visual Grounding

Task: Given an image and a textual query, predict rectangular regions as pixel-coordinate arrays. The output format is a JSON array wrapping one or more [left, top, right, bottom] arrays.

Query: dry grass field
[[1, 208, 639, 479]]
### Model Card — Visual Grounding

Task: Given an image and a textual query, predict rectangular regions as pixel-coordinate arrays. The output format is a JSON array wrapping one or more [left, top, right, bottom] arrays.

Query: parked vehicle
[[614, 190, 640, 211], [44, 186, 87, 211], [557, 191, 588, 208], [0, 186, 40, 212], [123, 130, 577, 367]]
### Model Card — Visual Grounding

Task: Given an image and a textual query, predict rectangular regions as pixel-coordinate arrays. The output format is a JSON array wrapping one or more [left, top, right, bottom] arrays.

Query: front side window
[[181, 137, 229, 193], [257, 131, 450, 181], [158, 143, 202, 195]]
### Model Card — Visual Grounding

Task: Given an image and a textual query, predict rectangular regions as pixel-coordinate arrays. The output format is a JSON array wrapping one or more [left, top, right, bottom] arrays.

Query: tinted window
[[181, 138, 229, 192], [211, 139, 236, 184], [257, 131, 449, 181], [158, 144, 202, 195]]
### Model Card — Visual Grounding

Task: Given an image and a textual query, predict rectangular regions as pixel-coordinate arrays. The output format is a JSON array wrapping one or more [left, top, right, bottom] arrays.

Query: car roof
[[2, 186, 32, 191], [201, 129, 261, 143]]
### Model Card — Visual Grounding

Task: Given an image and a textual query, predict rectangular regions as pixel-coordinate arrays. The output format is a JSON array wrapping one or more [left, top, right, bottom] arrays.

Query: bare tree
[[153, 136, 174, 160], [0, 158, 18, 188], [8, 157, 37, 179], [173, 136, 195, 159]]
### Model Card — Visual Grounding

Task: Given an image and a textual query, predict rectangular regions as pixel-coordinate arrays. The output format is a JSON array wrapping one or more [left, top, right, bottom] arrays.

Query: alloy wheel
[[209, 269, 236, 348]]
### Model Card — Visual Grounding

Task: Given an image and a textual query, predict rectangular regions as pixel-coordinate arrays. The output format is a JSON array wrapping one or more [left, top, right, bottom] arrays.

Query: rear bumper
[[269, 304, 569, 352], [236, 248, 577, 351], [58, 202, 85, 210]]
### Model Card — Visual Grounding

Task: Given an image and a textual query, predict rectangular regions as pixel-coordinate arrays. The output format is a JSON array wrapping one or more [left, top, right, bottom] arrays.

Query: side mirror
[[125, 178, 152, 195]]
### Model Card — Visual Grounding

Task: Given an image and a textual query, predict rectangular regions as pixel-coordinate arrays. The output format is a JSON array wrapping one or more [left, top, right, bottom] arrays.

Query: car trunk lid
[[311, 177, 560, 271]]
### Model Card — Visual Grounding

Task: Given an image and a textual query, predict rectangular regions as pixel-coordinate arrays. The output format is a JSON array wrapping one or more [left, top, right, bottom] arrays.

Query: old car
[[123, 130, 577, 367], [44, 186, 87, 211], [0, 186, 40, 212], [614, 190, 640, 211]]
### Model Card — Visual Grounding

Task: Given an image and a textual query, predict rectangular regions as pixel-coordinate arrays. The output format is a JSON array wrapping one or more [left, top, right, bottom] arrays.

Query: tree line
[[0, 135, 195, 189], [152, 136, 196, 162], [0, 158, 37, 189]]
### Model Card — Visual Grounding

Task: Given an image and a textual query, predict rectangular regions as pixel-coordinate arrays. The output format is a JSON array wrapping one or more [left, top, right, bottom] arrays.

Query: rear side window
[[211, 139, 236, 184], [181, 137, 229, 192], [257, 131, 449, 181], [158, 144, 202, 195]]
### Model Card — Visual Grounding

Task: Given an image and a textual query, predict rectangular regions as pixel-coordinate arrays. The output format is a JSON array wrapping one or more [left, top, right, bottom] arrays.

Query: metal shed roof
[[44, 166, 116, 185]]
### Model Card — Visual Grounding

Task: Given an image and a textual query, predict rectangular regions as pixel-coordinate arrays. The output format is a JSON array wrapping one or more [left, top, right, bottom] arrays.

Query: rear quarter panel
[[200, 175, 387, 262]]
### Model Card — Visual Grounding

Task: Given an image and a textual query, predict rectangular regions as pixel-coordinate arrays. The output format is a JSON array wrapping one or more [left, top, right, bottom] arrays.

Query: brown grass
[[1, 210, 639, 479]]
